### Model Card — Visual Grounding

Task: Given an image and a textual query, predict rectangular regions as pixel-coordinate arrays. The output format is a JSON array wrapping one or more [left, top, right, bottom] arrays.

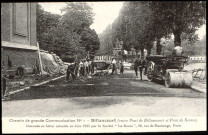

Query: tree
[[98, 24, 114, 55], [60, 2, 94, 33], [148, 1, 206, 47], [100, 1, 206, 57], [117, 2, 155, 56], [59, 2, 99, 59], [37, 3, 100, 62], [80, 27, 100, 52], [37, 4, 61, 52]]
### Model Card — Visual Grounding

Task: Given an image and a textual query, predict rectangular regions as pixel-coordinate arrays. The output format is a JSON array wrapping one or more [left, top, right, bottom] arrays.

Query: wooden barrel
[[165, 71, 192, 88]]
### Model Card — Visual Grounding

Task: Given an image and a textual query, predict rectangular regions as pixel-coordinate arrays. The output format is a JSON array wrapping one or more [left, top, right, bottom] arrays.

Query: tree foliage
[[148, 1, 206, 47], [162, 35, 206, 56], [99, 1, 206, 56], [37, 4, 61, 53], [37, 3, 100, 62]]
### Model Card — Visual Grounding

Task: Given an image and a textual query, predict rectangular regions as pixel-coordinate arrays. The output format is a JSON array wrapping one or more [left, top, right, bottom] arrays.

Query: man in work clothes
[[120, 61, 124, 74], [172, 46, 183, 56], [91, 60, 95, 74], [111, 59, 117, 75], [78, 60, 84, 77], [134, 58, 139, 77], [88, 60, 92, 75], [66, 63, 77, 82], [84, 59, 89, 76], [138, 57, 146, 80]]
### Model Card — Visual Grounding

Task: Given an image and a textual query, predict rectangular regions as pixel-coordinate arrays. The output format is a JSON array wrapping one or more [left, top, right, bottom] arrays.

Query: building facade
[[1, 3, 39, 74]]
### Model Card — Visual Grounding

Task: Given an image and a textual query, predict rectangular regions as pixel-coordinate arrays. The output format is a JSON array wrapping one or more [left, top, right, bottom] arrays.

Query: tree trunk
[[135, 49, 139, 58], [156, 38, 162, 55], [141, 46, 144, 58], [173, 29, 182, 46]]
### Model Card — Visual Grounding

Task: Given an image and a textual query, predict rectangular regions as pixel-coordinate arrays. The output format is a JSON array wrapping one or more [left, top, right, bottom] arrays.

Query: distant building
[[96, 38, 149, 63], [1, 3, 39, 75]]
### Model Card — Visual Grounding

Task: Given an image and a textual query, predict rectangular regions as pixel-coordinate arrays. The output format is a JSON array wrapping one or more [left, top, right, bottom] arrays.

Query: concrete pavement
[[2, 96, 206, 117], [191, 80, 206, 93], [184, 62, 206, 93], [2, 69, 206, 117]]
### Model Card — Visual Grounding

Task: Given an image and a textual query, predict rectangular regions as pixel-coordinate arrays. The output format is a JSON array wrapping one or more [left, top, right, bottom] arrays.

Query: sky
[[39, 2, 123, 34], [39, 2, 206, 39]]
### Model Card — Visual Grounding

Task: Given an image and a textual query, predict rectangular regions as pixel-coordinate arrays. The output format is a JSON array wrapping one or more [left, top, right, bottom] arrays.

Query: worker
[[74, 61, 79, 77], [143, 59, 148, 75], [111, 59, 117, 75], [120, 61, 124, 74], [91, 60, 95, 74], [84, 59, 89, 76], [172, 46, 183, 56], [79, 60, 85, 77], [2, 74, 10, 100], [134, 57, 139, 77], [88, 59, 92, 75], [138, 56, 146, 80], [66, 62, 77, 82]]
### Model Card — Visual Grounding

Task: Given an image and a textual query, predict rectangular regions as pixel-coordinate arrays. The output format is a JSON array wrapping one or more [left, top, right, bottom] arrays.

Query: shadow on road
[[70, 97, 133, 109], [8, 73, 205, 101]]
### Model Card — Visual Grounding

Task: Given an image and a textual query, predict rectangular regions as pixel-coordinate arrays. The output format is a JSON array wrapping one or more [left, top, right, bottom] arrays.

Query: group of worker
[[66, 57, 147, 82], [110, 59, 124, 75], [66, 59, 95, 82], [66, 58, 125, 82], [110, 56, 147, 80]]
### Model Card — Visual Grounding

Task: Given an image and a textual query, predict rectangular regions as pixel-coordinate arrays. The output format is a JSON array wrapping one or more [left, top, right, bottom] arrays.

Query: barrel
[[165, 71, 192, 88]]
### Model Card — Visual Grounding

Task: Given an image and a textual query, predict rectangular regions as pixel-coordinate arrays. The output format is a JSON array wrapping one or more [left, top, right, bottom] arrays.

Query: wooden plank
[[37, 42, 44, 75]]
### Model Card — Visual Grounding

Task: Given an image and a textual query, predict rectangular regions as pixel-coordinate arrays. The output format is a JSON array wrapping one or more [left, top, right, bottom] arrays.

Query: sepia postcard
[[1, 1, 206, 133]]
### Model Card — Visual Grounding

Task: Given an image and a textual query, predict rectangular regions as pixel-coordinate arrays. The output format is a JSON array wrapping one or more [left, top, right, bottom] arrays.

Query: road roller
[[146, 55, 193, 88]]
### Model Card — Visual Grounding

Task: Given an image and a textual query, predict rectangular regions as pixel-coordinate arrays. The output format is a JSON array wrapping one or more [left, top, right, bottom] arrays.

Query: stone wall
[[1, 47, 39, 72], [1, 3, 38, 75]]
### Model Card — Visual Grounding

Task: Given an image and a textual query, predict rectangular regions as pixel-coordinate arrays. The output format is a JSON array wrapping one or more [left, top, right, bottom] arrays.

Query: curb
[[9, 75, 66, 95], [190, 81, 206, 93], [191, 86, 206, 93]]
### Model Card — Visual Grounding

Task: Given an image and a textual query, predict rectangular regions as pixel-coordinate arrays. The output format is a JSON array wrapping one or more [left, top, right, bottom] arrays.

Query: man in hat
[[91, 59, 95, 74], [134, 57, 139, 77], [88, 59, 92, 75], [111, 59, 117, 75], [172, 45, 183, 56], [79, 60, 85, 77], [120, 61, 124, 74], [66, 62, 77, 82], [138, 56, 146, 80], [84, 59, 89, 76]]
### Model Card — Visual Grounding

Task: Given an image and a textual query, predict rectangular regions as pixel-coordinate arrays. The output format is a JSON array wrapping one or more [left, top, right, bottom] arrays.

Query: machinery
[[146, 55, 193, 88], [93, 61, 111, 76]]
